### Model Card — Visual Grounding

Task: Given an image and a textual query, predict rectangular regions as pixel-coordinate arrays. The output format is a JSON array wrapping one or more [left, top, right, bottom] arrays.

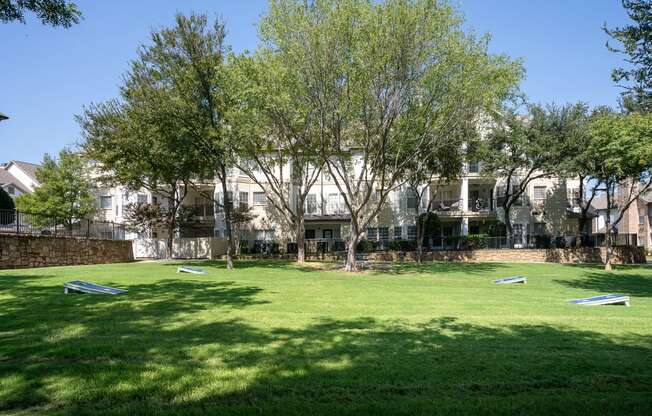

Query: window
[[115, 205, 119, 216], [407, 191, 418, 210], [366, 227, 378, 240], [567, 188, 580, 205], [327, 193, 341, 214], [323, 229, 333, 239], [394, 226, 403, 240], [253, 192, 266, 205], [306, 194, 317, 214], [239, 192, 249, 210], [137, 194, 148, 204], [468, 161, 480, 173], [378, 227, 389, 241], [7, 186, 14, 195], [407, 226, 417, 240], [533, 222, 546, 235], [305, 229, 316, 239], [323, 171, 332, 181], [152, 196, 158, 205], [639, 215, 646, 226], [533, 186, 547, 202], [99, 195, 112, 210]]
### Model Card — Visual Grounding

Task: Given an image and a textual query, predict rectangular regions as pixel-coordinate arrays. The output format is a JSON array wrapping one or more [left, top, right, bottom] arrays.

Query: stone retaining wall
[[0, 234, 134, 269]]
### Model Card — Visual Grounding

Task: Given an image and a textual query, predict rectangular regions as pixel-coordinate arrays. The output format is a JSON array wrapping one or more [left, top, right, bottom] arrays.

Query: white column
[[461, 178, 469, 212], [461, 217, 469, 236]]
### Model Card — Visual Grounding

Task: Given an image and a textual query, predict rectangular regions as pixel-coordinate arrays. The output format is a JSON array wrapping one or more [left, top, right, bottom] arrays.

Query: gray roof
[[9, 160, 41, 182]]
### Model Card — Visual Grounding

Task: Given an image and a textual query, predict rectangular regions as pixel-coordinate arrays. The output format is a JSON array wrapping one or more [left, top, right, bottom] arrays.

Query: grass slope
[[1, 260, 651, 415]]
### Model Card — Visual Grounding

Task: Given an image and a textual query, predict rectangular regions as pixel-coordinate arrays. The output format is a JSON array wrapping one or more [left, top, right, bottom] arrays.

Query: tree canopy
[[605, 0, 652, 112], [1, 0, 81, 27], [14, 149, 94, 227]]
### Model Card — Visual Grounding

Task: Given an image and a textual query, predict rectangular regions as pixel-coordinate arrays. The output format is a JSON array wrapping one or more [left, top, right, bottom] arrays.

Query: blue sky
[[0, 1, 631, 164]]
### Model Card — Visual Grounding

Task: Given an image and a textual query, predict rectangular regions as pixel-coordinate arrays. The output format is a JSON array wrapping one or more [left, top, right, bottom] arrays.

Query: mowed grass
[[1, 260, 652, 415]]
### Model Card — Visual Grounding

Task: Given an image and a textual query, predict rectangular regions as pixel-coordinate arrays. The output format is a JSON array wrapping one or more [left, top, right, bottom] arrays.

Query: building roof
[[8, 160, 41, 182], [0, 169, 27, 193]]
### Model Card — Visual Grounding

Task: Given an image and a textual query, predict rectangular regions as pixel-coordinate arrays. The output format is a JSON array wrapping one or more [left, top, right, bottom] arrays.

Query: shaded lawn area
[[1, 260, 651, 415]]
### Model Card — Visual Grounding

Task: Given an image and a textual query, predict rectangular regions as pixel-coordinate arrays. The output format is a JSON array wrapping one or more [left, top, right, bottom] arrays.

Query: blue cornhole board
[[177, 266, 208, 275], [569, 294, 630, 307], [494, 275, 527, 284], [64, 280, 127, 295]]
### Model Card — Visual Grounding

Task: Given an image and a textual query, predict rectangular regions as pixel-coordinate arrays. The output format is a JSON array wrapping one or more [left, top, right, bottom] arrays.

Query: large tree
[[228, 53, 323, 263], [1, 0, 81, 27], [546, 103, 602, 246], [79, 14, 238, 264], [15, 149, 94, 229], [480, 105, 568, 246], [260, 0, 522, 271], [136, 13, 238, 269], [605, 0, 652, 113], [587, 111, 652, 271]]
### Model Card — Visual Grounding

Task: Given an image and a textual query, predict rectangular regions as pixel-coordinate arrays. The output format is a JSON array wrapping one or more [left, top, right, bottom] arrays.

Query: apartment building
[[591, 192, 652, 251], [95, 159, 585, 252]]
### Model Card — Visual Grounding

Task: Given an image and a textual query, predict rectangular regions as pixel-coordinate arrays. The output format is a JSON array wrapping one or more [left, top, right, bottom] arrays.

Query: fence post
[[16, 210, 20, 234], [87, 219, 90, 238], [112, 222, 115, 240]]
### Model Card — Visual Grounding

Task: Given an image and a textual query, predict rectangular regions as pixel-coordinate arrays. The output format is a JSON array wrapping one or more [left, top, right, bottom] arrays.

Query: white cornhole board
[[64, 280, 127, 295], [177, 266, 208, 275], [494, 275, 527, 284], [569, 294, 630, 307]]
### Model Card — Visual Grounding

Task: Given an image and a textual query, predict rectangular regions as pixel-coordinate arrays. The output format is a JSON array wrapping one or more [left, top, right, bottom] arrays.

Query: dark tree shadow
[[555, 269, 652, 298]]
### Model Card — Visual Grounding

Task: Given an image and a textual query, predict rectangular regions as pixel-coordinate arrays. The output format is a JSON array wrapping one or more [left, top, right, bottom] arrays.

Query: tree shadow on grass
[[1, 272, 651, 415]]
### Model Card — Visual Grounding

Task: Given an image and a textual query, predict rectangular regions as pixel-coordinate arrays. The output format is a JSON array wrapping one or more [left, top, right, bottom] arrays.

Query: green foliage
[[605, 0, 652, 112], [0, 187, 14, 210], [0, 0, 81, 27], [0, 187, 15, 225], [14, 149, 94, 227]]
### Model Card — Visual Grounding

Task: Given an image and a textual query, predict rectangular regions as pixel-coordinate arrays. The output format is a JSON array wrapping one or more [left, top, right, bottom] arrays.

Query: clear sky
[[0, 0, 631, 164]]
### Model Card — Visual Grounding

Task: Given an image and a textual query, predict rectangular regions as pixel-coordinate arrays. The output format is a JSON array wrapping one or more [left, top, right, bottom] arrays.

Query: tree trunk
[[296, 215, 306, 263], [415, 214, 425, 264], [576, 213, 587, 248], [345, 220, 360, 272], [604, 188, 613, 272], [504, 205, 514, 248], [220, 167, 234, 270]]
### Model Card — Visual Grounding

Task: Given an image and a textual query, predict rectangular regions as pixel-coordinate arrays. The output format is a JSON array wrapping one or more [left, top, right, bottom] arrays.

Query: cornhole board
[[64, 280, 127, 295], [494, 275, 527, 284], [569, 294, 630, 307], [177, 266, 208, 275]]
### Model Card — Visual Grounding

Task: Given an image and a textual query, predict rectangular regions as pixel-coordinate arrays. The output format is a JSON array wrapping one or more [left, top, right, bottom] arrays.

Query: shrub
[[0, 188, 15, 225]]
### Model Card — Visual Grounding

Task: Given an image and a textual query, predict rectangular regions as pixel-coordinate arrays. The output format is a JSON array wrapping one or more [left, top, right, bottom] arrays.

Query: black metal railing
[[0, 209, 125, 240]]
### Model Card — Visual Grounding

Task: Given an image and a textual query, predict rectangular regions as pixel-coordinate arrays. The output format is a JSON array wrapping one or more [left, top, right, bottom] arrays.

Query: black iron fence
[[0, 209, 125, 240]]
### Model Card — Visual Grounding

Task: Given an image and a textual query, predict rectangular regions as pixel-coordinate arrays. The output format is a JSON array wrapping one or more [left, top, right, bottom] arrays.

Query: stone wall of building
[[0, 234, 134, 269]]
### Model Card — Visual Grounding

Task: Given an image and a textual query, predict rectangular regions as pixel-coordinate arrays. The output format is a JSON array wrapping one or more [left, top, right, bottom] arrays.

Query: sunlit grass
[[1, 260, 651, 415]]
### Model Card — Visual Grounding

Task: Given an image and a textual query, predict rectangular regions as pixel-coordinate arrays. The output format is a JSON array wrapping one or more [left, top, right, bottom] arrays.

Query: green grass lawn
[[1, 260, 652, 415]]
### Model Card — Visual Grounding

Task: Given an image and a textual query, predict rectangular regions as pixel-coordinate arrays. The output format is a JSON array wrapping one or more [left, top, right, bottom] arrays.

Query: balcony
[[468, 197, 495, 212], [433, 199, 462, 212], [188, 204, 214, 220]]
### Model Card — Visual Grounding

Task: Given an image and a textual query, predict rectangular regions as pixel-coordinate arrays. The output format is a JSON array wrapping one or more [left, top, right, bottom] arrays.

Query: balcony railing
[[468, 198, 495, 212], [433, 199, 462, 212]]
